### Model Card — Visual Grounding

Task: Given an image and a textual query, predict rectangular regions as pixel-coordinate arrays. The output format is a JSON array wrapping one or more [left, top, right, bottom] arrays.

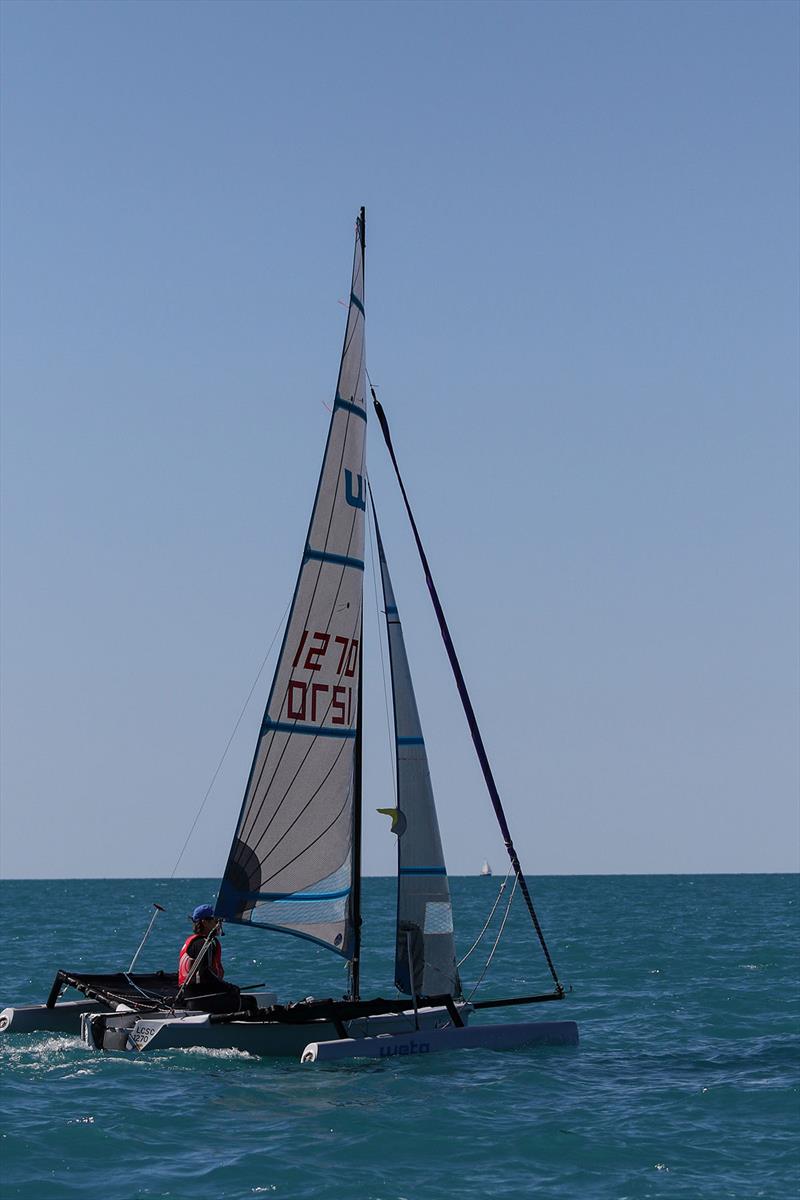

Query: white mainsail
[[374, 517, 461, 999], [216, 215, 366, 958]]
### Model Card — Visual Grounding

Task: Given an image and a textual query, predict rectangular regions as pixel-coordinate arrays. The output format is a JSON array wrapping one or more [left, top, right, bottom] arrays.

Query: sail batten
[[216, 215, 367, 959]]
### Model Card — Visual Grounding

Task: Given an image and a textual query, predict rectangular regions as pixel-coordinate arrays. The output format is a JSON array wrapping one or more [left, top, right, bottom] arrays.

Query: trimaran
[[1, 211, 578, 1062]]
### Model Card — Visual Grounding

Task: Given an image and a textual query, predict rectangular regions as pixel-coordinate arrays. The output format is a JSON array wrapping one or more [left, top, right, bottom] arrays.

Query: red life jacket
[[178, 934, 224, 986]]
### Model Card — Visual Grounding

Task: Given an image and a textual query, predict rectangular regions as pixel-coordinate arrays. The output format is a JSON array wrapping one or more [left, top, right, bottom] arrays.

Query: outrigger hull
[[0, 998, 108, 1036], [0, 970, 184, 1038], [302, 1020, 579, 1062], [0, 971, 275, 1040]]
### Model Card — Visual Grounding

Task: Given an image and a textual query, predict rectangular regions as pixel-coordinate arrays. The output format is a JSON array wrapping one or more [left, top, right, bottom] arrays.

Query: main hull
[[82, 1002, 468, 1057]]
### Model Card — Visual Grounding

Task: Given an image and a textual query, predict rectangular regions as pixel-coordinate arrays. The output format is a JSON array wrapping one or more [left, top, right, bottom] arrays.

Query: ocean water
[[1, 874, 798, 1199]]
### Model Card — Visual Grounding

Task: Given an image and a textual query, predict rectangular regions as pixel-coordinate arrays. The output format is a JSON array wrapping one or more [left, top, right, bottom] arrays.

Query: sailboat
[[480, 860, 492, 877], [0, 211, 577, 1061]]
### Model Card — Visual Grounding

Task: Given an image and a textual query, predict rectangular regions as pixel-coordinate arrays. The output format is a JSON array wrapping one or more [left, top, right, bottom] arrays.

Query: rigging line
[[169, 597, 291, 880], [412, 955, 462, 993], [121, 975, 170, 1004], [365, 481, 397, 802], [457, 866, 513, 968], [371, 389, 564, 995], [465, 875, 519, 1003]]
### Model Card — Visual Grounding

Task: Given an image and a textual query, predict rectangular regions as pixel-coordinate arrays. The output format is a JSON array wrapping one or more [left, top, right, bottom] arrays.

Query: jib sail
[[374, 515, 461, 999]]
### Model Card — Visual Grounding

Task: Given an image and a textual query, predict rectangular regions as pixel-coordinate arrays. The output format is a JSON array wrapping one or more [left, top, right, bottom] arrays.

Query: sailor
[[178, 904, 241, 1013]]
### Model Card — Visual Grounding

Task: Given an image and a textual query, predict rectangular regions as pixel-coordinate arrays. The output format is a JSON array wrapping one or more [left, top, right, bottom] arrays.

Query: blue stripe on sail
[[397, 736, 424, 745], [350, 291, 364, 315], [334, 396, 367, 422], [399, 866, 447, 875], [250, 886, 352, 902], [304, 546, 365, 571], [385, 605, 398, 615], [261, 718, 356, 739], [231, 918, 352, 957]]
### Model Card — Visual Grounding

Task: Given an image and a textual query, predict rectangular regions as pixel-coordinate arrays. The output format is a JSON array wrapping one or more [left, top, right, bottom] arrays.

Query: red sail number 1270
[[285, 629, 358, 725]]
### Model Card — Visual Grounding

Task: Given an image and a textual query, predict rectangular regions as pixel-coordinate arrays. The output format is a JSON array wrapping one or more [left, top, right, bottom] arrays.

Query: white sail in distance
[[374, 515, 461, 999], [216, 215, 366, 958]]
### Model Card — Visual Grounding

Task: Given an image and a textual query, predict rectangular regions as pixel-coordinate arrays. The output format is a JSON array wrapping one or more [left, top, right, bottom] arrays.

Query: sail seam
[[399, 867, 447, 875], [334, 396, 367, 421], [303, 547, 365, 571], [223, 916, 351, 958], [260, 718, 356, 739], [244, 887, 351, 902]]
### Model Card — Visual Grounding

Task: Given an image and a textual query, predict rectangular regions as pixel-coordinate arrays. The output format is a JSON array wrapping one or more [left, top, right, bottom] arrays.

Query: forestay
[[374, 518, 461, 999], [216, 215, 367, 958]]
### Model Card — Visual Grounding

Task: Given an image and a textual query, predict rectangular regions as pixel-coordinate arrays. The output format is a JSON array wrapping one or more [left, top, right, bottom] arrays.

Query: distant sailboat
[[480, 860, 492, 877]]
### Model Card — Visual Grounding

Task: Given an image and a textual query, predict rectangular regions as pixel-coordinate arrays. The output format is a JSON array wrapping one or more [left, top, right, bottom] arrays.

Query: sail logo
[[378, 1038, 430, 1057], [344, 470, 366, 511]]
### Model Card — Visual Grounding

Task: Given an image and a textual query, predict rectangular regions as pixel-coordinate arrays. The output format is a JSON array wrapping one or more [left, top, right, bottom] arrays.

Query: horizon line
[[1, 869, 797, 883]]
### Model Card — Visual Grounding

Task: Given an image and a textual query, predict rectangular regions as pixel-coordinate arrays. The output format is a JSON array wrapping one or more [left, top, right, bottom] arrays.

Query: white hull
[[302, 1020, 579, 1062], [0, 999, 108, 1035], [82, 1002, 469, 1057]]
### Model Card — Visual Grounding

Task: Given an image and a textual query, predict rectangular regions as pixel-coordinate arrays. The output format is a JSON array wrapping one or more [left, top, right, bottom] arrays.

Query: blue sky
[[1, 0, 797, 879]]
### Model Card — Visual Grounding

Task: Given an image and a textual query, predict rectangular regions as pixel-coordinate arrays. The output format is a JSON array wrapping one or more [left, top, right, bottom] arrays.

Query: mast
[[372, 393, 564, 997], [348, 207, 365, 1000], [349, 630, 364, 1000]]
